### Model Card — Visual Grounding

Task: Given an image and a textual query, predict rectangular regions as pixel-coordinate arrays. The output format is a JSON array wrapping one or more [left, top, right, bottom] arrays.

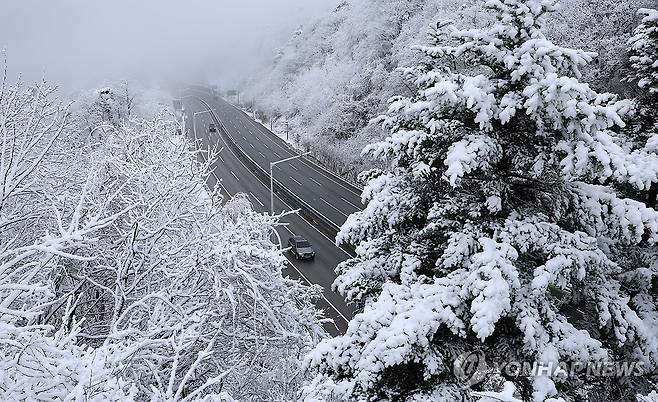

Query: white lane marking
[[341, 196, 361, 210], [284, 260, 349, 325], [249, 192, 265, 207], [302, 160, 361, 198], [275, 165, 282, 171], [231, 171, 239, 181], [321, 197, 348, 218], [243, 136, 247, 141], [219, 155, 225, 163], [263, 143, 269, 149], [273, 151, 281, 158], [310, 177, 322, 186], [290, 164, 298, 171], [259, 151, 266, 159], [249, 143, 255, 149], [282, 225, 295, 236], [221, 183, 231, 196], [290, 177, 302, 186]]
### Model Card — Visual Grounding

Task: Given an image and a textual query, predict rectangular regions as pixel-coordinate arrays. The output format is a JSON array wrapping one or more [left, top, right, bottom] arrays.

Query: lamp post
[[269, 152, 311, 215], [177, 94, 207, 141]]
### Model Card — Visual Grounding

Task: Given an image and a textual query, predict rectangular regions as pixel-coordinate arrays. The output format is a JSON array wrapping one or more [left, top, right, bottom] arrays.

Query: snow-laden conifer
[[303, 1, 658, 400], [628, 8, 658, 96]]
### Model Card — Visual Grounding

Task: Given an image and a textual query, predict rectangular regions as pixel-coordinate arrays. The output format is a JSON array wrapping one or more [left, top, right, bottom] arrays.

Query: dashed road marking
[[249, 192, 265, 207], [283, 261, 349, 325], [282, 225, 295, 236], [310, 177, 322, 186], [341, 196, 361, 209], [321, 197, 348, 218]]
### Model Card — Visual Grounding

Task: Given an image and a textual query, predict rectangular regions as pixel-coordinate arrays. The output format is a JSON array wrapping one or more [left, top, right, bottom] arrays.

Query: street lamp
[[175, 95, 211, 140], [269, 152, 311, 214]]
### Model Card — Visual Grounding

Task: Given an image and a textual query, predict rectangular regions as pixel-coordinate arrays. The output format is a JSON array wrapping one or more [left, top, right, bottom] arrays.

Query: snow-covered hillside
[[243, 0, 658, 181]]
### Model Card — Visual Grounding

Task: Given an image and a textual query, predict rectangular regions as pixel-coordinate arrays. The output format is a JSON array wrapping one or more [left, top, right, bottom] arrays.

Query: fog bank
[[0, 0, 338, 92]]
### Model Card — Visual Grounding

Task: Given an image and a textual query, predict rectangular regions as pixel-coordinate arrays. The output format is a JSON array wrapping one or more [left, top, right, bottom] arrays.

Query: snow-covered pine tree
[[303, 0, 658, 401], [628, 8, 658, 98], [627, 8, 658, 208]]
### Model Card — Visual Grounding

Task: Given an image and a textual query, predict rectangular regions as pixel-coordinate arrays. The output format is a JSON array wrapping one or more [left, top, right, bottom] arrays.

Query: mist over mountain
[[0, 0, 338, 92]]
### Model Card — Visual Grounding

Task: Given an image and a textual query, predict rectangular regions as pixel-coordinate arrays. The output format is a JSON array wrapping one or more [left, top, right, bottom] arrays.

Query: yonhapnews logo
[[453, 351, 646, 389]]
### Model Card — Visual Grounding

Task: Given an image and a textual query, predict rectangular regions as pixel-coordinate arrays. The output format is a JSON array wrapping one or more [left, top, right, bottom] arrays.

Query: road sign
[[227, 90, 238, 96]]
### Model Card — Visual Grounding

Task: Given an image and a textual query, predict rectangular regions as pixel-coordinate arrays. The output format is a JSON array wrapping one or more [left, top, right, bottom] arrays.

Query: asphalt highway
[[181, 90, 363, 334]]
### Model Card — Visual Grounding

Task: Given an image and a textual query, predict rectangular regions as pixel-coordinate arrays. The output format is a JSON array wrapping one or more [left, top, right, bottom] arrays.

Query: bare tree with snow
[[0, 77, 324, 401]]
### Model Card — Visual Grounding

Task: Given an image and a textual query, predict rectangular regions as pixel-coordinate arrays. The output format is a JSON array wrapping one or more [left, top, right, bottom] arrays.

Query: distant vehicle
[[208, 123, 217, 133], [288, 236, 315, 260]]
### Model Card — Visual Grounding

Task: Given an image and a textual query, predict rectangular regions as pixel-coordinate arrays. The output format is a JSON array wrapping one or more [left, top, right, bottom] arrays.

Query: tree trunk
[[648, 182, 658, 209]]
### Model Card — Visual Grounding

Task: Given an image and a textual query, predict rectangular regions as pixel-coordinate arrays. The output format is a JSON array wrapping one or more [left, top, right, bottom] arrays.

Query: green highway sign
[[227, 90, 238, 96]]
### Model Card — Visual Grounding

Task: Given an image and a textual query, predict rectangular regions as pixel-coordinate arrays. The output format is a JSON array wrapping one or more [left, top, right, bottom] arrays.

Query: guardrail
[[185, 87, 362, 196], [194, 97, 350, 244], [231, 104, 364, 197]]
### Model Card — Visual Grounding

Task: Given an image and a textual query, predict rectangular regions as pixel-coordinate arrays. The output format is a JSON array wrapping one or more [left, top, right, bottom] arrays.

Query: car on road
[[288, 236, 315, 260], [208, 123, 217, 133]]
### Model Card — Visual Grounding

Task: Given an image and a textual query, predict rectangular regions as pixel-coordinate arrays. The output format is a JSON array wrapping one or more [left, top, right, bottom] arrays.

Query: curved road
[[181, 88, 362, 334]]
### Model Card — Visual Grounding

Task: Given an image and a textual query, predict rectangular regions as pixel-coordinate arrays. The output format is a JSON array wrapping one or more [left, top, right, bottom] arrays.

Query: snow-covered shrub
[[0, 77, 323, 401], [303, 1, 658, 401]]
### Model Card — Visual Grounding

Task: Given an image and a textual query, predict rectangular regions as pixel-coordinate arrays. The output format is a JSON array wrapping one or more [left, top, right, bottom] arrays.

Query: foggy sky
[[0, 0, 338, 92]]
